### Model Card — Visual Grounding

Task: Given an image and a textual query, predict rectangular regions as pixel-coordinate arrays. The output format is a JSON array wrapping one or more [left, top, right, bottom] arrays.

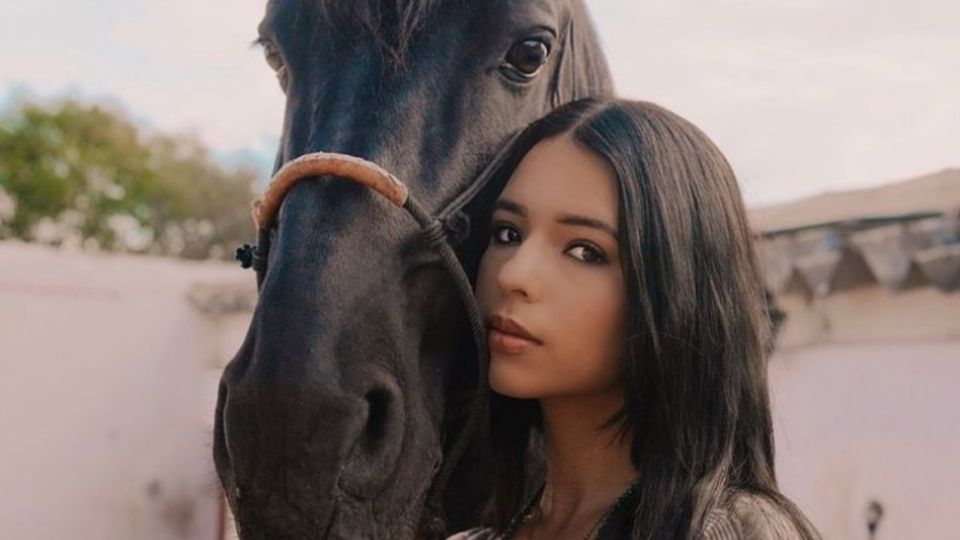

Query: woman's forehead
[[499, 136, 619, 222]]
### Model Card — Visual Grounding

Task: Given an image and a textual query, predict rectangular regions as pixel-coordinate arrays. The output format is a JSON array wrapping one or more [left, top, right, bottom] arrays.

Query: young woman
[[447, 98, 819, 539]]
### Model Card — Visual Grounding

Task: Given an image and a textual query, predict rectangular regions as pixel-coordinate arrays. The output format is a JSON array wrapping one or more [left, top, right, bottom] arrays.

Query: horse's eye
[[261, 41, 289, 92], [262, 42, 284, 71], [501, 39, 550, 81]]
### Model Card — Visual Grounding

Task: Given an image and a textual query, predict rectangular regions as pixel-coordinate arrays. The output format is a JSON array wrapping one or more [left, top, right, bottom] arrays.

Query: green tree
[[0, 98, 258, 259]]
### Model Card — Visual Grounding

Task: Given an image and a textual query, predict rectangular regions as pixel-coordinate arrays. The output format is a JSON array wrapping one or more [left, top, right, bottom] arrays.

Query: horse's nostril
[[361, 387, 392, 453], [339, 379, 405, 497]]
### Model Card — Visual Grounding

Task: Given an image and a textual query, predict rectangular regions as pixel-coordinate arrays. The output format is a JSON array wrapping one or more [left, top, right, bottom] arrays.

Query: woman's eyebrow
[[556, 213, 618, 239], [494, 198, 618, 239], [493, 198, 527, 217]]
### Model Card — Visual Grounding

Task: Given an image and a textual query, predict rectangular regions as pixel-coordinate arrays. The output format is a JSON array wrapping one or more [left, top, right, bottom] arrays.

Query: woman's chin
[[489, 369, 540, 399]]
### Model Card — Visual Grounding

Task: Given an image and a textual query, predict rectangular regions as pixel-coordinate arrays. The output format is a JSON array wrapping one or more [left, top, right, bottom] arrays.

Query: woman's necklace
[[501, 477, 642, 540]]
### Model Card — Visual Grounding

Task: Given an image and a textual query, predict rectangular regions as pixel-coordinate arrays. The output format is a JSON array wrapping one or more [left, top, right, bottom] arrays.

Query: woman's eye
[[566, 244, 606, 264], [490, 224, 519, 244]]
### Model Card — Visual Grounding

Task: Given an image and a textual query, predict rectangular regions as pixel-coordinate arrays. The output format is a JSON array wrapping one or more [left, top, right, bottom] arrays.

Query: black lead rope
[[404, 199, 491, 539], [234, 227, 271, 290]]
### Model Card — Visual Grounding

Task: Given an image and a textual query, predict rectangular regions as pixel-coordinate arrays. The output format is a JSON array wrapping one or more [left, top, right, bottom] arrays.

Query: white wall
[[770, 287, 960, 539], [0, 242, 253, 540]]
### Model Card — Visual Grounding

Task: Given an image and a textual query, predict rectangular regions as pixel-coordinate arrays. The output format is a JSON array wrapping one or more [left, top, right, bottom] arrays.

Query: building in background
[[754, 168, 960, 539]]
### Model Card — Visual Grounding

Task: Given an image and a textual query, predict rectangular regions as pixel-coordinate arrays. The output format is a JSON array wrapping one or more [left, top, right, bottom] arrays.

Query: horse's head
[[214, 1, 612, 538]]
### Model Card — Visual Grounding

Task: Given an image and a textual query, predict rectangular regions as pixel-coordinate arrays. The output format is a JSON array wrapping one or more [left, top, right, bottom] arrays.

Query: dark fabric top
[[446, 492, 807, 540]]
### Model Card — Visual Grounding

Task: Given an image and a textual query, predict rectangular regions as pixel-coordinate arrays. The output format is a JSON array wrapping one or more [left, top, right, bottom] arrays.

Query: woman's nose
[[495, 238, 542, 301]]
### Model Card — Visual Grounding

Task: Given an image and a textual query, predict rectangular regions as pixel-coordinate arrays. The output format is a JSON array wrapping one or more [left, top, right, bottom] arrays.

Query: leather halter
[[251, 152, 409, 230], [235, 131, 521, 538]]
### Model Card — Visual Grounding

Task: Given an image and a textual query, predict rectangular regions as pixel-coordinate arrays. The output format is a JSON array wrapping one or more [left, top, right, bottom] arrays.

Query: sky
[[1, 0, 957, 206]]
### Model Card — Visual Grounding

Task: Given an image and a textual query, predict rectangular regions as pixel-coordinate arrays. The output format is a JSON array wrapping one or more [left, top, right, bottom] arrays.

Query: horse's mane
[[316, 0, 444, 63]]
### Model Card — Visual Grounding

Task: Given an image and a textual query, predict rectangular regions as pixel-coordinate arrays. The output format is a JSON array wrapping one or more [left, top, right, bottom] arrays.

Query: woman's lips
[[488, 328, 541, 354]]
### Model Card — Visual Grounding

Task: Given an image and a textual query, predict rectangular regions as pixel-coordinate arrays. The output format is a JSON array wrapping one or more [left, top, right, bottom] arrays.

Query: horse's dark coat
[[214, 1, 613, 538]]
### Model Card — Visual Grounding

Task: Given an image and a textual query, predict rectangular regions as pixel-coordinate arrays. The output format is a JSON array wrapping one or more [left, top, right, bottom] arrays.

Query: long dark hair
[[475, 98, 819, 539]]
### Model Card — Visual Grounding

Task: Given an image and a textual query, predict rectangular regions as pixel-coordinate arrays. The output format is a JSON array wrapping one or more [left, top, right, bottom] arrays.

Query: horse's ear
[[553, 1, 615, 106]]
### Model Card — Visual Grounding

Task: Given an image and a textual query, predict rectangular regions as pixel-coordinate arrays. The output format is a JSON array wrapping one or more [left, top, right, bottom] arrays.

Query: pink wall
[[0, 242, 250, 540], [770, 341, 960, 539]]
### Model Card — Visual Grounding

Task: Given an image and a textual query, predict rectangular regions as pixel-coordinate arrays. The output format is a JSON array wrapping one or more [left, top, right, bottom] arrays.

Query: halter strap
[[239, 149, 505, 538], [252, 152, 410, 230]]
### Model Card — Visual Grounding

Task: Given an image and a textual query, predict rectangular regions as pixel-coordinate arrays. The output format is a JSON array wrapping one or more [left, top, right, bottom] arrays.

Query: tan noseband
[[252, 152, 411, 230]]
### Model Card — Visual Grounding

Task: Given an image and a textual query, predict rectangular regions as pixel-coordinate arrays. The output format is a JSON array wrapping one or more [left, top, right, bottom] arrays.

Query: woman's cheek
[[559, 304, 610, 364], [590, 278, 628, 371]]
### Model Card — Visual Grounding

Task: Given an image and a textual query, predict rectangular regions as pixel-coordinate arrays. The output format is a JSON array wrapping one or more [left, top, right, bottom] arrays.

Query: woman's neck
[[536, 389, 640, 528]]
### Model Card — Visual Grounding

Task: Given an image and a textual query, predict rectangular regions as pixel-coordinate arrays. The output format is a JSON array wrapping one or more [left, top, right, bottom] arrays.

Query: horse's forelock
[[316, 0, 444, 62]]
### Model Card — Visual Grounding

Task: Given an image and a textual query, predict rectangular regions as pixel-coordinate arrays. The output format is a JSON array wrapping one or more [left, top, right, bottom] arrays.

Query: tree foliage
[[0, 98, 259, 259]]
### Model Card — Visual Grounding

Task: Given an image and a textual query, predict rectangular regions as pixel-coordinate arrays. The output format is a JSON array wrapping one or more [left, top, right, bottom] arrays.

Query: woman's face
[[476, 135, 627, 400]]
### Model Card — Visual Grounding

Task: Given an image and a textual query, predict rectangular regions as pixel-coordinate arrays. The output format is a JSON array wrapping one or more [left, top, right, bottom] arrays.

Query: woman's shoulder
[[445, 526, 500, 540], [701, 491, 814, 540]]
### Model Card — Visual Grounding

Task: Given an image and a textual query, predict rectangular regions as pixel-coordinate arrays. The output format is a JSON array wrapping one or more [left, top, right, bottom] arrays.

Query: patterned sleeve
[[701, 493, 808, 540], [445, 526, 499, 540]]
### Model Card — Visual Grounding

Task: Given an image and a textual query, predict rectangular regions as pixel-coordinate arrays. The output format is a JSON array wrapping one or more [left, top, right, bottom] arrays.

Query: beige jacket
[[446, 492, 808, 540]]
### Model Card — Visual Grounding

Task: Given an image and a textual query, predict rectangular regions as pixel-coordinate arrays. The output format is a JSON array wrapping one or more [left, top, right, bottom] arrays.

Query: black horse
[[214, 1, 613, 538]]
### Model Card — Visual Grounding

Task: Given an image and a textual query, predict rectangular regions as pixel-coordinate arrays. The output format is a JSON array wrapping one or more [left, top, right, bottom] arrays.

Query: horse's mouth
[[230, 497, 340, 540], [217, 423, 346, 540]]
